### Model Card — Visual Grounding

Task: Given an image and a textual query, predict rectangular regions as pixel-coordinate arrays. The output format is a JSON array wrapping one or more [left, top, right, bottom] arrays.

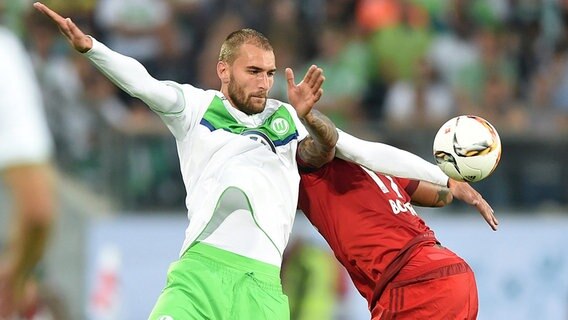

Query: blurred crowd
[[3, 0, 568, 208]]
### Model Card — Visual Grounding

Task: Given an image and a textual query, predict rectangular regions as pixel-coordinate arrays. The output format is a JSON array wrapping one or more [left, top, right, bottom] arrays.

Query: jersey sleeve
[[336, 129, 449, 186], [84, 37, 181, 114], [154, 81, 212, 140], [83, 37, 204, 140]]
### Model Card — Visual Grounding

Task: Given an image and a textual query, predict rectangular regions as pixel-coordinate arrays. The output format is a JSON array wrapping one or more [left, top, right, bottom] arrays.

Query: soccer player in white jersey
[[34, 2, 474, 319], [34, 3, 339, 319], [0, 25, 57, 317]]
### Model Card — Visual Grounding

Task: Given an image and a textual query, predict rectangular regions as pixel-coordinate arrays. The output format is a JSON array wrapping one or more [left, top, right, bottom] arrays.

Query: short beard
[[228, 76, 266, 115]]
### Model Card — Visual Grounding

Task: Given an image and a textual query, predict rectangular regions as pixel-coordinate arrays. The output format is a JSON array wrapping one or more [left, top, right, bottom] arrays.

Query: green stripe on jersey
[[200, 96, 298, 145]]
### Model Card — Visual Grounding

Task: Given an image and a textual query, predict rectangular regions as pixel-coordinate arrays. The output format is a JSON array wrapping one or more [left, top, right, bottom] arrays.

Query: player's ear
[[217, 61, 230, 85]]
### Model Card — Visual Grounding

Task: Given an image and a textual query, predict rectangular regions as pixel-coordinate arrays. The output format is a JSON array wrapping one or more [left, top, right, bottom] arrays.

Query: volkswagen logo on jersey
[[271, 117, 289, 136], [242, 130, 276, 153]]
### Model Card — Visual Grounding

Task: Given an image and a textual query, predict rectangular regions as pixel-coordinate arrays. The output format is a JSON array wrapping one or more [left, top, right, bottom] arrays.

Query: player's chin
[[248, 98, 266, 113]]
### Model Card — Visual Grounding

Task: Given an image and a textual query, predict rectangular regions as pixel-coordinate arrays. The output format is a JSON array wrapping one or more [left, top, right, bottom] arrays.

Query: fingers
[[486, 204, 499, 230], [452, 180, 499, 231], [34, 2, 92, 52], [476, 199, 498, 231], [307, 67, 324, 92], [303, 65, 316, 86], [484, 215, 498, 231], [33, 2, 66, 25], [313, 73, 325, 93], [65, 17, 83, 39], [486, 212, 498, 231], [289, 66, 325, 93], [302, 65, 325, 89], [492, 211, 499, 225], [314, 88, 323, 102], [34, 2, 71, 37], [285, 68, 295, 89], [59, 18, 73, 36], [308, 67, 323, 87], [486, 212, 499, 231]]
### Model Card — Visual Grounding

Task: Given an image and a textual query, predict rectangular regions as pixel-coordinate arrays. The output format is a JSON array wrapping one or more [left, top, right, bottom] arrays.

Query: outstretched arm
[[409, 179, 498, 231], [33, 2, 180, 113], [287, 66, 337, 168], [411, 179, 499, 230], [409, 180, 453, 208], [336, 129, 449, 186], [409, 178, 498, 231]]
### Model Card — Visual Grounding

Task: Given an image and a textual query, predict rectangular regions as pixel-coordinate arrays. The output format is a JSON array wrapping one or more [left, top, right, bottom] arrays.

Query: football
[[433, 115, 501, 182]]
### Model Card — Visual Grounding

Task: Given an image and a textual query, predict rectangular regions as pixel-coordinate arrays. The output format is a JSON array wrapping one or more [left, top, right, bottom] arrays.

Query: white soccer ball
[[433, 115, 501, 182]]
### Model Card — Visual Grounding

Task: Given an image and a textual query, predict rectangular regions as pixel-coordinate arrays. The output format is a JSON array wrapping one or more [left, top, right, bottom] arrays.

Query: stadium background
[[1, 0, 568, 319]]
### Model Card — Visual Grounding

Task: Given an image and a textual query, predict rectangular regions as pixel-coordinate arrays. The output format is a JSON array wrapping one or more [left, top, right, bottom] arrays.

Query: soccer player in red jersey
[[298, 156, 498, 320]]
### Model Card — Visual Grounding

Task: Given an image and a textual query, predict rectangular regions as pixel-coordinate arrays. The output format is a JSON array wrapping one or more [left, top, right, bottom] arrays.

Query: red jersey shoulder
[[299, 158, 360, 184], [387, 175, 419, 196]]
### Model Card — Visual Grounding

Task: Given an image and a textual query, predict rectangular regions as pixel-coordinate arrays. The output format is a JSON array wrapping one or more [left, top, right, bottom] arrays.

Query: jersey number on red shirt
[[362, 167, 418, 216]]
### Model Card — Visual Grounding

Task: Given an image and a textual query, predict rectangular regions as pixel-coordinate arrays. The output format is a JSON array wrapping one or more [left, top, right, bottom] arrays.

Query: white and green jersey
[[85, 38, 307, 265], [156, 83, 307, 265]]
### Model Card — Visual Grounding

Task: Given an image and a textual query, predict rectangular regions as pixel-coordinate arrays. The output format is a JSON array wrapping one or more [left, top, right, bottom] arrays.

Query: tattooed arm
[[285, 65, 337, 168], [410, 178, 499, 230], [297, 110, 338, 168], [409, 180, 453, 208]]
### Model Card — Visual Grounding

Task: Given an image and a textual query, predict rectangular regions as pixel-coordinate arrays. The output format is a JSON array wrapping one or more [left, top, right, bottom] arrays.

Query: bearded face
[[221, 43, 276, 115], [227, 73, 268, 115]]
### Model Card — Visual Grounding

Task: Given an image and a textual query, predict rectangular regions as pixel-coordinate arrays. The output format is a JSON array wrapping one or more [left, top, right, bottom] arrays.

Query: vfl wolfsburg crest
[[270, 117, 289, 136]]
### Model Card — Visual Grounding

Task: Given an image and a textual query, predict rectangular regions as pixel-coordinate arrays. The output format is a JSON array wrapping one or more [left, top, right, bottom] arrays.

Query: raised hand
[[33, 2, 92, 53], [286, 65, 325, 118], [448, 179, 499, 231]]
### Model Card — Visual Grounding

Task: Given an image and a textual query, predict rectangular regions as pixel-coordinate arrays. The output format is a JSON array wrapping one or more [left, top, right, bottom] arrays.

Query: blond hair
[[218, 28, 273, 64]]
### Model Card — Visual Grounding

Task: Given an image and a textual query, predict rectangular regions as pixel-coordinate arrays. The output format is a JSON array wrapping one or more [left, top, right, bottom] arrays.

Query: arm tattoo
[[298, 109, 338, 168], [434, 187, 452, 206]]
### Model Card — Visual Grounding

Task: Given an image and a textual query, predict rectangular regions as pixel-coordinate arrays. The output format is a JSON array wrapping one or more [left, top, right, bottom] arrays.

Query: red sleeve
[[392, 176, 419, 197]]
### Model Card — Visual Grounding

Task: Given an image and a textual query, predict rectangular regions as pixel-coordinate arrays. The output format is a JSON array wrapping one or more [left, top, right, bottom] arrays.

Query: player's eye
[[247, 68, 261, 74]]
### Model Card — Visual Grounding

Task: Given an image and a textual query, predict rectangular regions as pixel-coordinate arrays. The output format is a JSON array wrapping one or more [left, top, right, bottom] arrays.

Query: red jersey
[[298, 158, 438, 305]]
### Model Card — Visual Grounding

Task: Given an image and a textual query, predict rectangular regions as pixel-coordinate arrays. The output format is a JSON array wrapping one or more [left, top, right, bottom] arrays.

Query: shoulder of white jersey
[[164, 81, 218, 108], [262, 98, 287, 113], [275, 100, 296, 114], [156, 82, 218, 134], [162, 81, 210, 96]]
